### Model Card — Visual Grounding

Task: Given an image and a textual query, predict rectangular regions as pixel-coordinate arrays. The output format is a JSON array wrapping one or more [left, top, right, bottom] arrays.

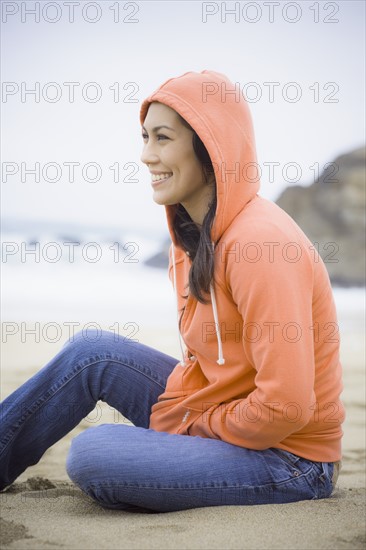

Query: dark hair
[[173, 114, 217, 306]]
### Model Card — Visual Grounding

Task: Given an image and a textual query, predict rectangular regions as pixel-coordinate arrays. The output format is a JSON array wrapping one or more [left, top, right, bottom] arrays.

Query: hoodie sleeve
[[196, 230, 318, 450]]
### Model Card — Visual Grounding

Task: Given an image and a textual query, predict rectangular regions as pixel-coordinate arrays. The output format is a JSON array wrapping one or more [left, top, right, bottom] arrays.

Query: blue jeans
[[0, 330, 335, 512]]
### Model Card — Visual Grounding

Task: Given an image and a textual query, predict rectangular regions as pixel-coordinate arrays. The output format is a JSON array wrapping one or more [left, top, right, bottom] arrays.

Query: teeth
[[151, 173, 172, 182]]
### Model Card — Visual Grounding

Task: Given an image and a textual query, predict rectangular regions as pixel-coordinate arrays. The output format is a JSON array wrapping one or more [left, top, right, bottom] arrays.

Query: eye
[[157, 134, 168, 141], [141, 132, 148, 140]]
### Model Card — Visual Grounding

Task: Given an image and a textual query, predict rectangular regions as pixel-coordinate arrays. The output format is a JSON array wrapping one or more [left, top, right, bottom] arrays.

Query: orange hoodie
[[139, 70, 345, 462]]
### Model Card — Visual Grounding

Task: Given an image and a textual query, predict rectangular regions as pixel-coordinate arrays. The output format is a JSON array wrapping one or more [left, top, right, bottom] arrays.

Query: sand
[[0, 320, 365, 550]]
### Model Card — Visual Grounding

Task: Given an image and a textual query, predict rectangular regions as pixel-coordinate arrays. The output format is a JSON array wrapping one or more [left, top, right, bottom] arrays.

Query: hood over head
[[139, 70, 260, 245]]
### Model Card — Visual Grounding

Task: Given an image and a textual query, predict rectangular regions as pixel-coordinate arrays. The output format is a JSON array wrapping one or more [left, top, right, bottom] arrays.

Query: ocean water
[[1, 221, 174, 328], [1, 220, 365, 336]]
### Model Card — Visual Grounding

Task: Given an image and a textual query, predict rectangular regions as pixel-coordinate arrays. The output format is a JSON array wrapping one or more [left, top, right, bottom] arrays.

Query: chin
[[152, 192, 175, 206]]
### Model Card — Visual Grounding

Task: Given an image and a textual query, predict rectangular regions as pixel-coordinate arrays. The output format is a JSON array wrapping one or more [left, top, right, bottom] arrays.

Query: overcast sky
[[1, 0, 365, 237]]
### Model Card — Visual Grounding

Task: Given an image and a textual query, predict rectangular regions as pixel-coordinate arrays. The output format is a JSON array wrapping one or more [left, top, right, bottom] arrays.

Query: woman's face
[[140, 102, 215, 225]]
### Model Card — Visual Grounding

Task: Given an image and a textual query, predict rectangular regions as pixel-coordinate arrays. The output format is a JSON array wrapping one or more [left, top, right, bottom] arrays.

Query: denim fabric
[[0, 330, 334, 512]]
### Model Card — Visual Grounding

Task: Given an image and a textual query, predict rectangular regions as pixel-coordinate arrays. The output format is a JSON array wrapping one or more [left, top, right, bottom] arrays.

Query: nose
[[140, 140, 159, 166]]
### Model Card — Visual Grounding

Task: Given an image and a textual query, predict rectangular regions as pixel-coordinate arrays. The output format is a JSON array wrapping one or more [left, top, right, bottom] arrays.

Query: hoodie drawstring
[[171, 243, 225, 367], [171, 244, 188, 366], [210, 283, 226, 365]]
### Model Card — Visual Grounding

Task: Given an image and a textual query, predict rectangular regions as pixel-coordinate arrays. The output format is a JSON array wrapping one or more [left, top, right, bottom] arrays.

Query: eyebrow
[[141, 125, 176, 133]]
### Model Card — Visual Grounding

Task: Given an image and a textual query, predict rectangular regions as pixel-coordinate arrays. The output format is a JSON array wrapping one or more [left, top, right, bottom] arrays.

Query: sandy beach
[[1, 312, 365, 550]]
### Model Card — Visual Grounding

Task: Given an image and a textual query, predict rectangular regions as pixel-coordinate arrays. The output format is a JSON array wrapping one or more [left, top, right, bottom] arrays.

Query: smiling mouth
[[151, 173, 173, 186]]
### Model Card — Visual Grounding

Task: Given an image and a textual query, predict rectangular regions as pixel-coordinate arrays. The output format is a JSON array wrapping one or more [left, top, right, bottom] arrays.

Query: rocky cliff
[[276, 146, 365, 286]]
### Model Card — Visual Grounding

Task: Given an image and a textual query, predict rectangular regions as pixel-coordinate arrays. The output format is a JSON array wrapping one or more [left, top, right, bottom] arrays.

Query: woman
[[0, 70, 344, 512]]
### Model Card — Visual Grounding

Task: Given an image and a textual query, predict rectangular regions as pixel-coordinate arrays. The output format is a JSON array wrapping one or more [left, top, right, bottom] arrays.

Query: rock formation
[[276, 146, 365, 286]]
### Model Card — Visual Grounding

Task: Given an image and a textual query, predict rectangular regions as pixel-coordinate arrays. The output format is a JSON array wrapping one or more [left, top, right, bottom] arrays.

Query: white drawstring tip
[[216, 358, 225, 365]]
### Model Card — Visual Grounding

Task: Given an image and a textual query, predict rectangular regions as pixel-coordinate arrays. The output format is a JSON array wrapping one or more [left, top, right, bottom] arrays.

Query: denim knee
[[60, 330, 120, 370], [62, 329, 102, 350], [66, 428, 98, 487], [66, 424, 126, 485], [62, 329, 133, 359]]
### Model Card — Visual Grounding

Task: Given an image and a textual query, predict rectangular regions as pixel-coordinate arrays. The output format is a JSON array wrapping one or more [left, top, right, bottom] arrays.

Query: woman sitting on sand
[[0, 70, 344, 512]]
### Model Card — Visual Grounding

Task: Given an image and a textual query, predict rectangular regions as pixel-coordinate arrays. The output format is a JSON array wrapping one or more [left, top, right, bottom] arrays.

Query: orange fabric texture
[[139, 70, 345, 462]]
